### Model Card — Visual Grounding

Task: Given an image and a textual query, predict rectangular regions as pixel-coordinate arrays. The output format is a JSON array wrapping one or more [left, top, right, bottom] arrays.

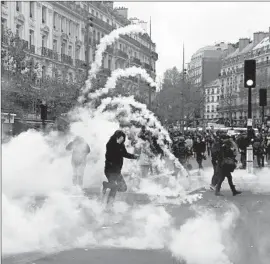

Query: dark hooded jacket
[[105, 130, 137, 174]]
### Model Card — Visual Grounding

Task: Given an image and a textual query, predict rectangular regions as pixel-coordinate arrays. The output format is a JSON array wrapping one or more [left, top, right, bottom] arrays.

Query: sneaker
[[233, 190, 242, 196], [215, 192, 224, 196]]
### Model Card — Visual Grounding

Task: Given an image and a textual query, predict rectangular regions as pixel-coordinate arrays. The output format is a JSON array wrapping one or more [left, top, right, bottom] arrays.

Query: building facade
[[204, 79, 220, 121], [1, 1, 158, 106], [187, 43, 228, 121], [218, 30, 270, 127]]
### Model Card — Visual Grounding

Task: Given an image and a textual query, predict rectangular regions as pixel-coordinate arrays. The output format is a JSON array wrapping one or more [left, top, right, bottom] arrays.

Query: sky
[[114, 1, 270, 79]]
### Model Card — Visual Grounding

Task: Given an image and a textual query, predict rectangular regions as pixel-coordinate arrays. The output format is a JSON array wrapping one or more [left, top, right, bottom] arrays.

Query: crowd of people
[[65, 125, 270, 205]]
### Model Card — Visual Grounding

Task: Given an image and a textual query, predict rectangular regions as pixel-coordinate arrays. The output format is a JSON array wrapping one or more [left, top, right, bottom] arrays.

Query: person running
[[66, 136, 90, 187], [102, 130, 138, 205]]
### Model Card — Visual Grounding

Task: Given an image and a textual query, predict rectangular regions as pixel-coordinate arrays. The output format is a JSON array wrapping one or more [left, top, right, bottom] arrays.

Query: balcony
[[105, 46, 114, 54], [75, 59, 86, 68], [130, 57, 142, 66], [100, 67, 111, 76], [151, 51, 158, 61], [143, 62, 151, 70], [115, 49, 128, 60], [41, 47, 54, 59], [29, 45, 35, 54], [52, 51, 58, 60], [61, 54, 73, 65]]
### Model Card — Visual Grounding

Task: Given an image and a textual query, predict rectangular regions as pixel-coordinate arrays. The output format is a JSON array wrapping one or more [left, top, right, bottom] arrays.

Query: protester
[[193, 136, 206, 170], [253, 135, 265, 168], [102, 130, 138, 205], [215, 139, 242, 196], [210, 135, 222, 190], [66, 136, 90, 187]]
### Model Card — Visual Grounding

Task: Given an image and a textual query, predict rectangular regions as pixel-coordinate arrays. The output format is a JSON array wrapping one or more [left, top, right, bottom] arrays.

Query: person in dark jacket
[[102, 130, 138, 205], [215, 139, 242, 196], [237, 132, 249, 169], [253, 135, 265, 168], [193, 137, 206, 170]]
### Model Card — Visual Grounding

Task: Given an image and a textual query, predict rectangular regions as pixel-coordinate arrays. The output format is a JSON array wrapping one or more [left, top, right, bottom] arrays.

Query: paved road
[[3, 189, 270, 264]]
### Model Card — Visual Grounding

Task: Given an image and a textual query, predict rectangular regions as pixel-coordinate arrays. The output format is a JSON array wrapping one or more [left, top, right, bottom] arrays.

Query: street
[[3, 186, 270, 264]]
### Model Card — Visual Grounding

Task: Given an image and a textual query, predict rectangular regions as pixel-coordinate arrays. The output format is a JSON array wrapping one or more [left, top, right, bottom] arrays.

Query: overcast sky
[[114, 1, 270, 79]]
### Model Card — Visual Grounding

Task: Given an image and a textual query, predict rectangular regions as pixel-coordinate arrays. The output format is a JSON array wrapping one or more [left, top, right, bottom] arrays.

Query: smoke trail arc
[[93, 96, 188, 177], [88, 66, 157, 100], [78, 24, 146, 104]]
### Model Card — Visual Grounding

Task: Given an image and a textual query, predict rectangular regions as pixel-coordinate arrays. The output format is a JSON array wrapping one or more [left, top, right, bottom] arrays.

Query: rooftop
[[205, 79, 220, 87], [253, 36, 270, 50]]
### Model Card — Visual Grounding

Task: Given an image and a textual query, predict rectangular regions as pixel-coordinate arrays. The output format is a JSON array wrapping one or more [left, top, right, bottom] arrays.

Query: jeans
[[240, 151, 246, 168], [196, 153, 203, 169]]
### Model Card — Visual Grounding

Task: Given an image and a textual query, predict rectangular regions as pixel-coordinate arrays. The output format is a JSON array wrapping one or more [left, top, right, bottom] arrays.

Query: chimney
[[239, 38, 250, 52], [115, 7, 128, 19], [253, 31, 268, 46], [227, 43, 235, 54]]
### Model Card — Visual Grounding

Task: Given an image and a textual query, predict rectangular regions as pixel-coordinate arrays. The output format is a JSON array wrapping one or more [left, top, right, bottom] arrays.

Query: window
[[2, 2, 7, 5], [16, 24, 22, 37], [42, 6, 46, 23], [66, 19, 69, 34], [91, 9, 94, 15], [68, 45, 72, 57], [30, 2, 34, 18], [41, 35, 47, 48], [1, 18, 7, 33], [53, 12, 57, 29], [75, 46, 80, 60], [61, 17, 65, 32], [29, 30, 34, 47], [69, 20, 71, 35], [42, 66, 46, 80], [97, 32, 100, 42], [69, 72, 73, 82], [61, 41, 66, 54], [53, 39, 57, 52], [16, 2, 21, 12], [75, 24, 79, 38], [108, 55, 112, 70]]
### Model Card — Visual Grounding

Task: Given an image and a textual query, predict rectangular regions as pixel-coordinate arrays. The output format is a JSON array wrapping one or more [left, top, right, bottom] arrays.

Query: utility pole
[[148, 16, 152, 110]]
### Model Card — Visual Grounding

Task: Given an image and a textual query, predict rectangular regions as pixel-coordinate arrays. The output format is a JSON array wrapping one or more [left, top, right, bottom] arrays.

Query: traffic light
[[184, 69, 187, 75], [40, 103, 47, 120], [259, 88, 267, 106], [244, 60, 256, 88]]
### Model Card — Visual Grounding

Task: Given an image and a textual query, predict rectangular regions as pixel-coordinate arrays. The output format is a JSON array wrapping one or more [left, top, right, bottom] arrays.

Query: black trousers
[[196, 154, 203, 169], [256, 154, 264, 167], [240, 151, 246, 168], [211, 159, 219, 186], [104, 169, 127, 202], [216, 167, 236, 193]]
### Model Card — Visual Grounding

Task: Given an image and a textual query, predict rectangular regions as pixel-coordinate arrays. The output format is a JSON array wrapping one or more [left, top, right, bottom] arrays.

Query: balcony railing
[[61, 54, 73, 65], [52, 51, 58, 61], [115, 49, 128, 60], [29, 45, 35, 54], [75, 59, 86, 68], [130, 57, 141, 66], [41, 47, 54, 59], [100, 67, 111, 76]]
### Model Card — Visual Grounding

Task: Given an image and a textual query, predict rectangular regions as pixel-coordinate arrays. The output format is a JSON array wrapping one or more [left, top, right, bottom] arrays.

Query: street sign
[[247, 118, 253, 127]]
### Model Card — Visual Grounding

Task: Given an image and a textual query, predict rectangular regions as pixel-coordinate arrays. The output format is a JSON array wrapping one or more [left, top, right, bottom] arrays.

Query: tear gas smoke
[[89, 66, 157, 99], [78, 24, 145, 103]]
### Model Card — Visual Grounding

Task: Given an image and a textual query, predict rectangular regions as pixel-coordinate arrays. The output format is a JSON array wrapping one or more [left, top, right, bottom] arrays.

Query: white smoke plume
[[78, 24, 145, 103], [89, 66, 157, 99]]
